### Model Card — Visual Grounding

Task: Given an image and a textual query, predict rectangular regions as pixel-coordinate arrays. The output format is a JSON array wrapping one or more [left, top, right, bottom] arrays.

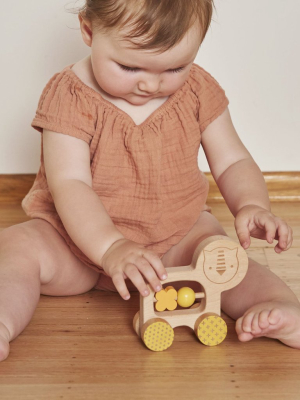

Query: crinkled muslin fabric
[[22, 63, 229, 291]]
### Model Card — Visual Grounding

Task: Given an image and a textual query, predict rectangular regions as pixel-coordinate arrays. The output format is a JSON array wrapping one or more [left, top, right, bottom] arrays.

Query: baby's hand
[[235, 205, 293, 253], [100, 239, 168, 300]]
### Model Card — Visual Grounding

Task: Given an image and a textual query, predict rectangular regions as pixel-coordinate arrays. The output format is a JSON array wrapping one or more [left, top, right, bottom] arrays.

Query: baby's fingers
[[235, 217, 251, 249], [135, 256, 163, 292], [142, 251, 168, 281], [124, 264, 151, 297], [112, 272, 131, 300], [258, 216, 277, 244], [274, 222, 293, 253]]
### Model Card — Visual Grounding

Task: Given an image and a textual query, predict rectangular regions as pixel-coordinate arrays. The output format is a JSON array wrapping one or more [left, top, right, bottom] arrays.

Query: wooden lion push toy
[[133, 235, 248, 351]]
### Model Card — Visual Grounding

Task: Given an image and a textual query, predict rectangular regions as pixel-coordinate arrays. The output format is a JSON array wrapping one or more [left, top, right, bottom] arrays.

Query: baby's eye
[[118, 63, 139, 72], [169, 67, 185, 73], [118, 63, 185, 74]]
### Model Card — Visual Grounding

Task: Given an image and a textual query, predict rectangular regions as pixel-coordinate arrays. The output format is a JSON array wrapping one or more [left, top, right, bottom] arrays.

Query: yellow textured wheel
[[195, 314, 227, 346], [141, 319, 174, 352]]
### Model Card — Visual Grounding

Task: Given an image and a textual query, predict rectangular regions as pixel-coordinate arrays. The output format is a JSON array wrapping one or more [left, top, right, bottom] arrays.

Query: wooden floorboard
[[0, 201, 300, 399]]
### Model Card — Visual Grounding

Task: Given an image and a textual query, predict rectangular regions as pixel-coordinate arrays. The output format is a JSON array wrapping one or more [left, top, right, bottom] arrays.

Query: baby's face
[[83, 21, 201, 106]]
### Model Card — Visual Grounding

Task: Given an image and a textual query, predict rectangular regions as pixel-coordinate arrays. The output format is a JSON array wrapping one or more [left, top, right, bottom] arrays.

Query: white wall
[[0, 0, 299, 173]]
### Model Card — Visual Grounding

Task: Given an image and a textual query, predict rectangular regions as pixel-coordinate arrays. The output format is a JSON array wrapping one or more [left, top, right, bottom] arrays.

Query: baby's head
[[73, 0, 214, 105]]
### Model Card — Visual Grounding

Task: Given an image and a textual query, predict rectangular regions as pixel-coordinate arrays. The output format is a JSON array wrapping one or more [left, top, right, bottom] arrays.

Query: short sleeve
[[31, 69, 96, 144], [189, 64, 229, 134]]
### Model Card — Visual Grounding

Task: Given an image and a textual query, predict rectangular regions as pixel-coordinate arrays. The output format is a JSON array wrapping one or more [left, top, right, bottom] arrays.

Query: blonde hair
[[67, 0, 215, 52]]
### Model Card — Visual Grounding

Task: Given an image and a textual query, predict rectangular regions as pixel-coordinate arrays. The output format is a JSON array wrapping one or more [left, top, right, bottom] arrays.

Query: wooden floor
[[0, 201, 300, 400]]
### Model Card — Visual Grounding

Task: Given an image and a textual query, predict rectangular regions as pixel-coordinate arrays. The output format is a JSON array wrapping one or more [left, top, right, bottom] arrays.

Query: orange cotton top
[[22, 63, 229, 272]]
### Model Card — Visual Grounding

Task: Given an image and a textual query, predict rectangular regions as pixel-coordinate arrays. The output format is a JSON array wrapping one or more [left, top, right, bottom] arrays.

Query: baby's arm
[[201, 108, 293, 253], [43, 130, 167, 299], [43, 129, 125, 265]]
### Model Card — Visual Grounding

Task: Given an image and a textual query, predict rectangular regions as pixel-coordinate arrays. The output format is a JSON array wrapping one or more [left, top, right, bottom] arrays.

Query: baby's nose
[[138, 76, 161, 94]]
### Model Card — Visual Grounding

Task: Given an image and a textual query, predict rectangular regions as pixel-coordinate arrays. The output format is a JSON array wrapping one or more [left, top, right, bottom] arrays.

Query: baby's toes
[[251, 312, 262, 335], [258, 310, 271, 330], [241, 312, 255, 333], [268, 308, 282, 325], [0, 337, 9, 362], [235, 317, 254, 342]]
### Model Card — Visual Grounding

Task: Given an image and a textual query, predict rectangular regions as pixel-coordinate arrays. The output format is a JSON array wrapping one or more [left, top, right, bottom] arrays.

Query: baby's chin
[[124, 93, 162, 106], [127, 97, 152, 106]]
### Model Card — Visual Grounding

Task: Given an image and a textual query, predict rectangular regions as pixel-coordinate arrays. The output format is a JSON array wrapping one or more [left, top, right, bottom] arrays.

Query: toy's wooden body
[[133, 235, 248, 351]]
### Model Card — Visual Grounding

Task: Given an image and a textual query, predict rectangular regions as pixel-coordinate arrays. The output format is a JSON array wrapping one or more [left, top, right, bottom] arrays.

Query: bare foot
[[0, 323, 10, 361], [235, 301, 300, 349]]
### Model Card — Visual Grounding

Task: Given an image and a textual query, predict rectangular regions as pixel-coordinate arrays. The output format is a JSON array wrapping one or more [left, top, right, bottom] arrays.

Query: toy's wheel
[[141, 318, 174, 352], [133, 311, 140, 337], [195, 313, 227, 346]]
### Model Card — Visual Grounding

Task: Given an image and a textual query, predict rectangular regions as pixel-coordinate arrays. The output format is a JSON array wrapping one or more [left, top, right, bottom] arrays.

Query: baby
[[0, 0, 299, 361]]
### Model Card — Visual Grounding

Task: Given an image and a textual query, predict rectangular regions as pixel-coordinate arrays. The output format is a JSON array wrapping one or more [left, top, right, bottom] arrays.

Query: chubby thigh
[[0, 219, 100, 296]]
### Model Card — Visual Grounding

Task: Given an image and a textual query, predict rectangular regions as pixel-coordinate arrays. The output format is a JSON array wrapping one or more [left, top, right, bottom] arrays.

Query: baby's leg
[[223, 259, 300, 348], [0, 219, 100, 361], [161, 211, 300, 349]]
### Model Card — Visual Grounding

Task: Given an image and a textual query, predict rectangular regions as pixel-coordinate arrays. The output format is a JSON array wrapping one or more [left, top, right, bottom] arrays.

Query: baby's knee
[[0, 220, 45, 260], [162, 211, 227, 268]]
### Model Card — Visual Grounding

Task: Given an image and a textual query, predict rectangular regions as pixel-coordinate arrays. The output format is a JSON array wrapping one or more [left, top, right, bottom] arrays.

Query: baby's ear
[[78, 13, 85, 25], [79, 14, 93, 47]]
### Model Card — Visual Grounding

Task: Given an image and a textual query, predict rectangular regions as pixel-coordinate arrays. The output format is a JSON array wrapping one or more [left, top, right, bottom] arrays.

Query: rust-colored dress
[[22, 63, 229, 290]]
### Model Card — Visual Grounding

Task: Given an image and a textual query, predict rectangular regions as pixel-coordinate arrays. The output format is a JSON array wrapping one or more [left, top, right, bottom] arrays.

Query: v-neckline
[[65, 64, 191, 129]]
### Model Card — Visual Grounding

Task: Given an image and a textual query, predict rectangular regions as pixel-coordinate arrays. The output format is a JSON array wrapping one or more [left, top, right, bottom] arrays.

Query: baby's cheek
[[165, 75, 188, 94], [110, 75, 135, 94]]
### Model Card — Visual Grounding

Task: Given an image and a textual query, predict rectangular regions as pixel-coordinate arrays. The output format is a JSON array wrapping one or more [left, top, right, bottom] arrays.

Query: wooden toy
[[133, 235, 248, 351]]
